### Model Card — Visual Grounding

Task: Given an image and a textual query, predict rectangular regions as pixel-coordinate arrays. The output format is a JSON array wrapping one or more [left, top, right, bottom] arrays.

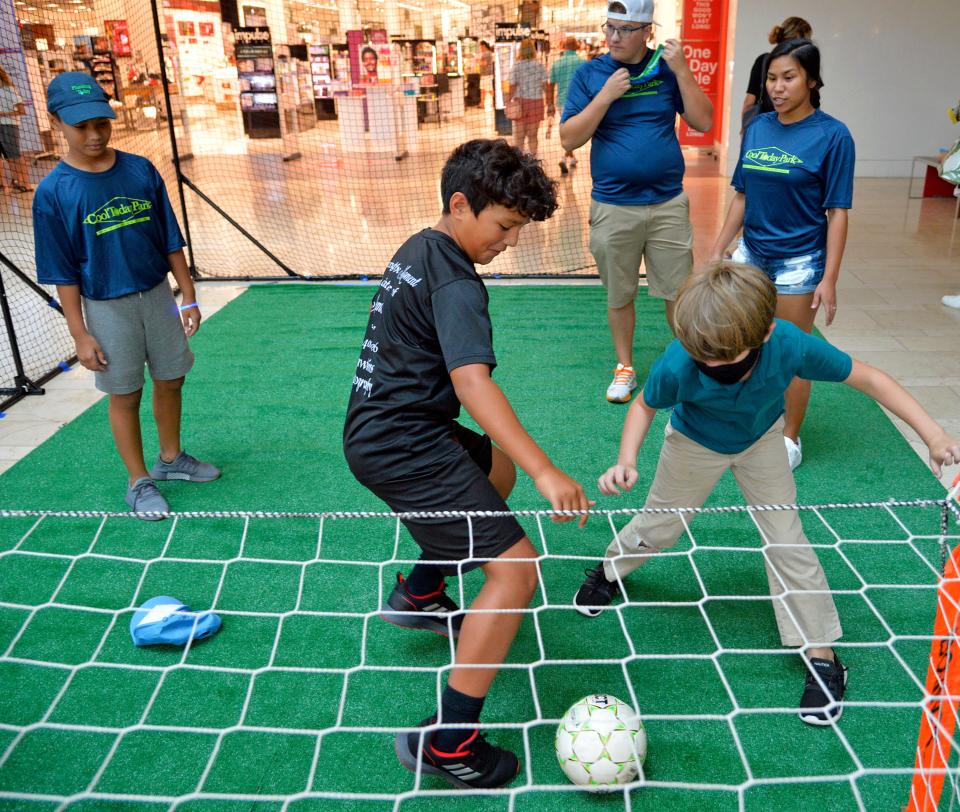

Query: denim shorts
[[731, 238, 825, 295]]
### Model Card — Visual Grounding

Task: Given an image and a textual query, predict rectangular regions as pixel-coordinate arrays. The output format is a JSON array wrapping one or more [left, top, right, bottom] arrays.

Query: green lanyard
[[629, 45, 663, 85]]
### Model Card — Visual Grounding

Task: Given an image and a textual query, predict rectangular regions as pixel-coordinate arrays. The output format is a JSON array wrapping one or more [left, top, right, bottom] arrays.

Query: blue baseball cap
[[47, 71, 115, 125], [130, 596, 222, 647]]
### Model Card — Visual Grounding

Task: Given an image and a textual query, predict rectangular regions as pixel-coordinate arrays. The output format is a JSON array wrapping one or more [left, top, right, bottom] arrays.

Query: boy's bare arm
[[845, 359, 960, 475], [599, 389, 657, 495], [57, 284, 107, 371], [617, 389, 658, 464], [168, 250, 200, 336], [451, 363, 592, 524]]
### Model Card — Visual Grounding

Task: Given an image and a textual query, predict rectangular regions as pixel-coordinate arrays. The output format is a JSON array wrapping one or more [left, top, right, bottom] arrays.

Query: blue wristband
[[178, 302, 199, 312]]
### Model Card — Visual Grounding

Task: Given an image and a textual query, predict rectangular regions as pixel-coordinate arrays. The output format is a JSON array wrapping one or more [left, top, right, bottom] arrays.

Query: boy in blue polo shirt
[[574, 262, 960, 726], [33, 72, 218, 518]]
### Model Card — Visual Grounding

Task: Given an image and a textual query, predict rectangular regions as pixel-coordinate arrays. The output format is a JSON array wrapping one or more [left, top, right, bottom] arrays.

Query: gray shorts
[[83, 280, 194, 395]]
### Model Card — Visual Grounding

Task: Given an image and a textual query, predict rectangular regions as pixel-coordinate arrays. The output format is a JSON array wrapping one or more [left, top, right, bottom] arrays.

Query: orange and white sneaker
[[606, 363, 637, 403]]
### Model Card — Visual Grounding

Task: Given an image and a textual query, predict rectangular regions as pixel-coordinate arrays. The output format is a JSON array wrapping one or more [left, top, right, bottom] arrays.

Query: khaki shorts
[[83, 280, 194, 395], [589, 192, 693, 308]]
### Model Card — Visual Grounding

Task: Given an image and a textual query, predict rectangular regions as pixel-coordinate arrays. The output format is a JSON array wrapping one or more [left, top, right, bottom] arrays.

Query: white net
[[0, 499, 958, 811]]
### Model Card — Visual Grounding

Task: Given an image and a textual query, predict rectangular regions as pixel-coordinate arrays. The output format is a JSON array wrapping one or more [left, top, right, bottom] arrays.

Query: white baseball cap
[[606, 0, 656, 23]]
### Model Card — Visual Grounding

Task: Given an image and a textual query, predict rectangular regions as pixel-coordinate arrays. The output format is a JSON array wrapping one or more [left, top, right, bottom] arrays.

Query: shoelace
[[612, 366, 635, 385], [469, 732, 498, 765], [582, 566, 608, 587], [130, 480, 159, 508], [805, 665, 842, 698], [399, 574, 458, 611], [434, 730, 496, 766]]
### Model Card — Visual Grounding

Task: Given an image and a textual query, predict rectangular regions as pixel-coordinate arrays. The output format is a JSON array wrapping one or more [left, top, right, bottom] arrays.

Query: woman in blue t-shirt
[[709, 39, 855, 471]]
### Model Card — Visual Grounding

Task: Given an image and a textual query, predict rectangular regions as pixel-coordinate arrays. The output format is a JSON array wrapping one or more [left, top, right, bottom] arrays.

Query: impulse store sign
[[678, 0, 726, 147]]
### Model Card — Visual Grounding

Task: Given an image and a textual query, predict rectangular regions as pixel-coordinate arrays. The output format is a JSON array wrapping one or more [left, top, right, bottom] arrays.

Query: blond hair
[[517, 38, 537, 61], [673, 262, 776, 361], [769, 16, 812, 45]]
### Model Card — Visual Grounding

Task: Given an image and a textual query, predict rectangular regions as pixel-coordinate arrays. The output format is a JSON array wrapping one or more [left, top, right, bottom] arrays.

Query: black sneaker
[[798, 653, 849, 726], [395, 716, 520, 789], [574, 563, 621, 618], [380, 574, 463, 639]]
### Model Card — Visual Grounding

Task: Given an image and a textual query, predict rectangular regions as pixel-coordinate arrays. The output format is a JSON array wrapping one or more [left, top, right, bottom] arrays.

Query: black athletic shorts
[[363, 423, 526, 575]]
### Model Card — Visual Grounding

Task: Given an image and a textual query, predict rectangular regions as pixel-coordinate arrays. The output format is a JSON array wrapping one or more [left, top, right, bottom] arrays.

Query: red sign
[[683, 41, 721, 95], [678, 99, 717, 145], [678, 0, 727, 147], [105, 19, 131, 57], [683, 0, 722, 39]]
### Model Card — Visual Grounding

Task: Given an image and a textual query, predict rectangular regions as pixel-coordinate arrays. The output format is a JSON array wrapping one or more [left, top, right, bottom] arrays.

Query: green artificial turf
[[0, 285, 952, 810]]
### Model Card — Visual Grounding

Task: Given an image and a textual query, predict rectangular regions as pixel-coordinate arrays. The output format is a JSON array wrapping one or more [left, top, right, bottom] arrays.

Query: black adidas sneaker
[[380, 573, 463, 639], [395, 716, 520, 789]]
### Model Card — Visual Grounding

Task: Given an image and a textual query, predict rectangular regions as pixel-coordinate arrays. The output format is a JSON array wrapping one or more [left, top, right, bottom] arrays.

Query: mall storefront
[[2, 0, 730, 163]]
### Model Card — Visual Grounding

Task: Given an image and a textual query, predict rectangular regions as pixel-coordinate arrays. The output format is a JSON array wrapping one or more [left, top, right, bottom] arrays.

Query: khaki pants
[[603, 418, 842, 647]]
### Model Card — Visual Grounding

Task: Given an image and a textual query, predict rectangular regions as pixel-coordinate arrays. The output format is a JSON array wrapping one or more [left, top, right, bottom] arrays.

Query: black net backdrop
[[165, 4, 600, 282], [1, 0, 627, 405], [0, 1, 180, 406]]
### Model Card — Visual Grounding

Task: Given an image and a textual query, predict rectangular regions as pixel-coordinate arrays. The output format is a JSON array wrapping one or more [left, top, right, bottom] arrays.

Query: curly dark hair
[[440, 139, 558, 221]]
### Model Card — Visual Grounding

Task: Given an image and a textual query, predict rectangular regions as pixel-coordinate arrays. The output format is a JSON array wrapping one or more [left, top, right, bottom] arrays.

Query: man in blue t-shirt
[[33, 72, 218, 518], [574, 262, 960, 727], [560, 0, 712, 405]]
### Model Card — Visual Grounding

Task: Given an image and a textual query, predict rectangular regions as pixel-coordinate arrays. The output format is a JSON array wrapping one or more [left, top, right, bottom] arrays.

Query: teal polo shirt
[[549, 50, 584, 110], [643, 320, 853, 454]]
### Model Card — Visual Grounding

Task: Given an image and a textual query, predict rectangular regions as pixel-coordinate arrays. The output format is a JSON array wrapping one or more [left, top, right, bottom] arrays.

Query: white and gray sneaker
[[150, 451, 220, 482], [125, 477, 169, 521], [785, 436, 802, 471], [606, 363, 637, 403]]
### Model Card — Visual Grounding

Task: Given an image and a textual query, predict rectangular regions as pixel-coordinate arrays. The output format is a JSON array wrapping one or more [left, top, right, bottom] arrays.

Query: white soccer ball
[[555, 694, 646, 789]]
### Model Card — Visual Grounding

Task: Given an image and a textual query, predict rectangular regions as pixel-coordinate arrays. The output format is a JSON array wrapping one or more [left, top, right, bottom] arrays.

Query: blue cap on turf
[[130, 595, 222, 647], [46, 71, 116, 125]]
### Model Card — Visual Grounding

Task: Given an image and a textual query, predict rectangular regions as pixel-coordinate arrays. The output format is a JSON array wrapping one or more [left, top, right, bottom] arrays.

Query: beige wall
[[726, 0, 960, 177]]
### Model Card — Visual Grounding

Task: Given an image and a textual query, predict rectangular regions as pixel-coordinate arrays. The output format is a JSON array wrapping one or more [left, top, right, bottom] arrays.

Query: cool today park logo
[[83, 196, 154, 236], [743, 147, 804, 174]]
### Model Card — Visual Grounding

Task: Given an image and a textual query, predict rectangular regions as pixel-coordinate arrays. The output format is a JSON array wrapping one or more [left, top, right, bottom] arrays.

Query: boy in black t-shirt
[[343, 139, 591, 789]]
